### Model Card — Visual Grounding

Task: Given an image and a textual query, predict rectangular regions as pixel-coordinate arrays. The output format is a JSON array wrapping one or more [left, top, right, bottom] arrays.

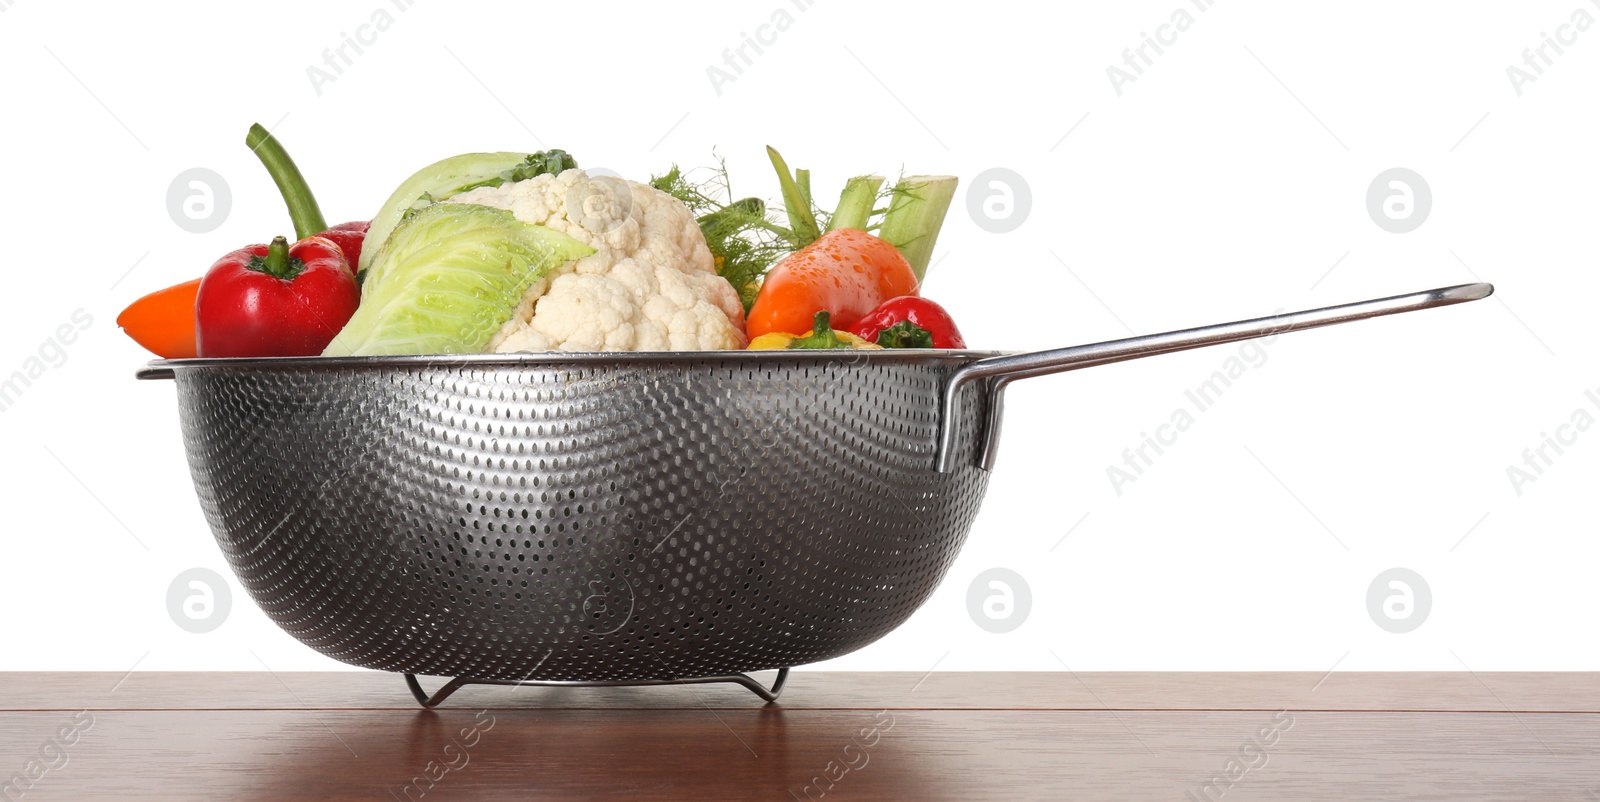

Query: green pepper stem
[[876, 319, 935, 349], [246, 123, 328, 240], [811, 310, 831, 336], [261, 236, 292, 279], [786, 310, 848, 349]]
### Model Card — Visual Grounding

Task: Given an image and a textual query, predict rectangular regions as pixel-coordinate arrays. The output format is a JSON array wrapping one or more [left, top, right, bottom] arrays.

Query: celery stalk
[[766, 146, 820, 247], [796, 169, 812, 212], [827, 175, 885, 232], [879, 175, 959, 281]]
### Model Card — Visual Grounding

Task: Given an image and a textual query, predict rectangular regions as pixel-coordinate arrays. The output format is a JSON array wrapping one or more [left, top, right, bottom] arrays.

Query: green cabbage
[[322, 203, 593, 356], [359, 150, 579, 279]]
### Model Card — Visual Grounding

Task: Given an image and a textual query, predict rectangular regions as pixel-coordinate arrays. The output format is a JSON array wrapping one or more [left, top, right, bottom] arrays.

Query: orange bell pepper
[[745, 228, 919, 339]]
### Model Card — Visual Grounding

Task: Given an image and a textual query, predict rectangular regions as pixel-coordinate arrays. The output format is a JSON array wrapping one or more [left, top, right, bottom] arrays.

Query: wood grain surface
[[2, 672, 1597, 801], [12, 671, 1600, 712]]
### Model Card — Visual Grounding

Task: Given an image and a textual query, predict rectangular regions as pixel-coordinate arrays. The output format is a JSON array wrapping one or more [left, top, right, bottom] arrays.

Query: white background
[[0, 0, 1594, 675]]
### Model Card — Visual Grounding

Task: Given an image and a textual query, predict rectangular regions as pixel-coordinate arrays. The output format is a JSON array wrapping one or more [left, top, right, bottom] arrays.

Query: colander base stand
[[402, 667, 792, 708]]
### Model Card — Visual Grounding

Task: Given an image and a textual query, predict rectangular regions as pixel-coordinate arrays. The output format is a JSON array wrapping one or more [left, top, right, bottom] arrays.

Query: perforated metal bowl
[[148, 351, 995, 685], [137, 284, 1490, 695]]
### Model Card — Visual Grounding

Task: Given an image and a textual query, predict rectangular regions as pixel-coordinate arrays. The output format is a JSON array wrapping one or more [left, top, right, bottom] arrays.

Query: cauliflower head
[[447, 169, 747, 352]]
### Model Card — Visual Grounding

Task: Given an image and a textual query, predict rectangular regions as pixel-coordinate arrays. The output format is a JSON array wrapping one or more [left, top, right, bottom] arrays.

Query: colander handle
[[936, 282, 1494, 473]]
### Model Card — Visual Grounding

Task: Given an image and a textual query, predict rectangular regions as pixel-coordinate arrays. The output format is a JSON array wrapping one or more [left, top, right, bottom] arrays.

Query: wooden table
[[3, 671, 1597, 800]]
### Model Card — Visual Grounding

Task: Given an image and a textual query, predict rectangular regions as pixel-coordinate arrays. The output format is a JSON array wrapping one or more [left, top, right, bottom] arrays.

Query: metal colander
[[138, 283, 1491, 703]]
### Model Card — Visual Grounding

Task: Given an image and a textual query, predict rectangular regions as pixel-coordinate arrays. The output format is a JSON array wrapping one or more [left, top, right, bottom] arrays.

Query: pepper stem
[[246, 123, 328, 240], [261, 236, 292, 279], [811, 310, 832, 336], [875, 319, 935, 349], [786, 311, 847, 350]]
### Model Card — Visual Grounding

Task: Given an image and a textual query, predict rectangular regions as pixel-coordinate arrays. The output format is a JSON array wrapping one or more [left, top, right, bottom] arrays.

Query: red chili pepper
[[195, 235, 360, 357], [850, 296, 966, 349]]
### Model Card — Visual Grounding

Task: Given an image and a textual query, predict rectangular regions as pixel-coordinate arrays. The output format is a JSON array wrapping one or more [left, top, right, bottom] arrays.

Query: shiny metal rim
[[139, 349, 1005, 375]]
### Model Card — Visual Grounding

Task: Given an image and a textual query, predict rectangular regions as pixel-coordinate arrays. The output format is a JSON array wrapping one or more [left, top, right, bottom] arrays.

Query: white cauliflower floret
[[447, 169, 747, 352]]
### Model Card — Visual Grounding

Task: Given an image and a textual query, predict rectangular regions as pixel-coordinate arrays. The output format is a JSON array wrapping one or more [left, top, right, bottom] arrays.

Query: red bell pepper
[[195, 235, 360, 357], [118, 124, 367, 360], [850, 296, 966, 349], [319, 220, 370, 275]]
